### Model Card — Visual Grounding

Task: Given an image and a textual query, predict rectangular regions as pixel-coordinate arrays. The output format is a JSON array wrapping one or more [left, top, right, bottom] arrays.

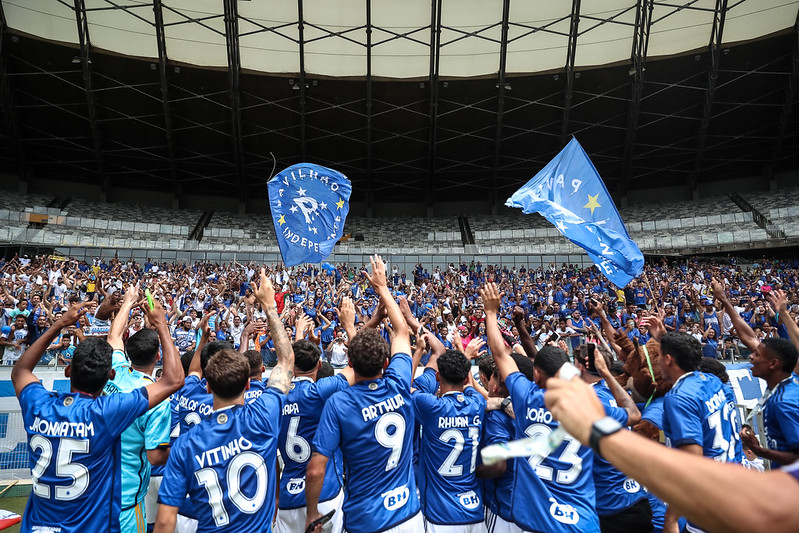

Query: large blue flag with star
[[268, 163, 352, 267], [506, 138, 644, 287]]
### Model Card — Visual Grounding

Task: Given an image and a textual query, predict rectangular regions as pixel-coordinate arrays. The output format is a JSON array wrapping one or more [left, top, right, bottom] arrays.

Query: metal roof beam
[[298, 0, 308, 161], [0, 4, 28, 183], [366, 0, 373, 210], [491, 0, 511, 209], [560, 0, 581, 146], [620, 0, 654, 194], [73, 0, 106, 191], [690, 0, 728, 191], [152, 0, 178, 197], [766, 15, 799, 184], [223, 0, 244, 200], [426, 0, 442, 207]]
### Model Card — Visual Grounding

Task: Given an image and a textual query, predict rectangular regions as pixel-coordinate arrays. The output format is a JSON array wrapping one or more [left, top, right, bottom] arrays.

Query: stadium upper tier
[[1, 190, 798, 256]]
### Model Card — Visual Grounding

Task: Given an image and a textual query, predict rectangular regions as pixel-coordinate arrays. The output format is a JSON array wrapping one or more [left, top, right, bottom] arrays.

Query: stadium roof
[[1, 0, 799, 205]]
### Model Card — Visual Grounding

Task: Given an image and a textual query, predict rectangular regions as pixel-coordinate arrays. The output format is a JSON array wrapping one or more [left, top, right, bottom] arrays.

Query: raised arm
[[768, 289, 799, 351], [512, 305, 538, 359], [255, 270, 294, 394], [338, 296, 357, 344], [12, 302, 89, 395], [594, 345, 641, 425], [107, 284, 140, 352], [365, 255, 410, 356], [712, 278, 759, 351], [480, 283, 518, 381], [141, 299, 184, 408]]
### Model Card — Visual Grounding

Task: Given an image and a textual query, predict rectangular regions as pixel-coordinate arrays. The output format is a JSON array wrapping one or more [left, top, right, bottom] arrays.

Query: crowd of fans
[[2, 253, 798, 368], [5, 249, 799, 533]]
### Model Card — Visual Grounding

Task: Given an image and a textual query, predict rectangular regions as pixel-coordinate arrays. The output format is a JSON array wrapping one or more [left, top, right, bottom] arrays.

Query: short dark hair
[[70, 337, 112, 394], [201, 341, 233, 373], [293, 340, 321, 372], [243, 350, 263, 378], [437, 350, 470, 386], [317, 361, 335, 380], [511, 352, 536, 382], [348, 328, 389, 378], [477, 355, 494, 382], [205, 349, 249, 399], [534, 345, 569, 379], [660, 332, 702, 372], [763, 338, 799, 373], [699, 357, 729, 383], [126, 329, 159, 367]]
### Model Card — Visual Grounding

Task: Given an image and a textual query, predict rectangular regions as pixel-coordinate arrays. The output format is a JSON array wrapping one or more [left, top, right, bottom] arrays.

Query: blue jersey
[[277, 375, 349, 509], [103, 349, 171, 508], [506, 372, 599, 532], [663, 371, 742, 463], [478, 409, 515, 522], [159, 387, 285, 532], [413, 387, 485, 525], [20, 382, 149, 533], [244, 379, 267, 404], [314, 353, 420, 533], [763, 376, 799, 467], [176, 375, 214, 435], [592, 382, 645, 515]]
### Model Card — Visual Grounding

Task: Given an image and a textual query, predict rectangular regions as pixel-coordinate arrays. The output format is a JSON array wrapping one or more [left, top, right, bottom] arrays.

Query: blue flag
[[505, 138, 643, 287], [268, 163, 352, 267]]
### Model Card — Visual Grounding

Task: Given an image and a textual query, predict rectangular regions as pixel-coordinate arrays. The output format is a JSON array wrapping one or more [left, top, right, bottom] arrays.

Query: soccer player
[[104, 284, 173, 533], [155, 270, 294, 532], [414, 349, 486, 532], [241, 349, 267, 403], [306, 255, 423, 533], [13, 299, 183, 533], [712, 281, 799, 467], [641, 313, 741, 533], [481, 282, 600, 533], [573, 343, 651, 532], [274, 339, 353, 533]]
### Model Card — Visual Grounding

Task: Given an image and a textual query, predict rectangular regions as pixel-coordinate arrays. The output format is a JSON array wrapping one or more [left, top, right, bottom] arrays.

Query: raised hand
[[464, 338, 486, 360], [640, 315, 665, 342], [710, 278, 727, 303], [59, 301, 90, 326], [364, 254, 387, 290], [253, 269, 275, 308], [480, 283, 502, 314], [767, 289, 789, 315]]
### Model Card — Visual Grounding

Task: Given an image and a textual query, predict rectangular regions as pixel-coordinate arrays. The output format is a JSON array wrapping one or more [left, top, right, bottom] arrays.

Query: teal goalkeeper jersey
[[103, 349, 171, 508]]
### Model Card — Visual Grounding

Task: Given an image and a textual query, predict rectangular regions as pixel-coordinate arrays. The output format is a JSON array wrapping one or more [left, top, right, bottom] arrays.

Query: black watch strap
[[589, 416, 623, 456], [500, 397, 512, 410]]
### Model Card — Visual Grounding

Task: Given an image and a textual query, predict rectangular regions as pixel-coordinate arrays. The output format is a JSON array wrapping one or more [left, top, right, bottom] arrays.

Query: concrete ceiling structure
[[1, 0, 798, 207]]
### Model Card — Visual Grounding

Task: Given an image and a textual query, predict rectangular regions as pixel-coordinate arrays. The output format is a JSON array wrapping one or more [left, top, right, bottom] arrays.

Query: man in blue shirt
[[641, 314, 741, 533], [105, 285, 173, 533], [306, 255, 423, 533], [13, 299, 183, 533], [481, 282, 600, 533], [274, 340, 352, 533], [413, 349, 485, 532], [155, 270, 294, 533]]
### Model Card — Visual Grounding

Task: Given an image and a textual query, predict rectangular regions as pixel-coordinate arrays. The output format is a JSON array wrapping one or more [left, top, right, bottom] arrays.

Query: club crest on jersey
[[63, 396, 74, 406], [368, 382, 378, 390], [216, 413, 228, 424], [458, 490, 480, 510], [456, 394, 464, 402], [287, 477, 305, 495], [549, 498, 580, 525], [381, 484, 409, 511], [623, 478, 641, 493]]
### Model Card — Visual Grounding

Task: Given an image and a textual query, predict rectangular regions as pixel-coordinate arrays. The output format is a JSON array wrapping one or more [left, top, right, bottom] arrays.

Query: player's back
[[479, 409, 515, 522], [314, 353, 419, 533], [159, 387, 285, 532], [244, 378, 267, 403], [175, 375, 214, 433], [277, 375, 348, 509], [413, 387, 485, 526], [505, 372, 599, 532], [19, 382, 149, 533], [664, 371, 740, 462]]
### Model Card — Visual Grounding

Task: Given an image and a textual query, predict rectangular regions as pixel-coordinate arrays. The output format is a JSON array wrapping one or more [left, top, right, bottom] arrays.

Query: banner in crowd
[[268, 163, 352, 267], [506, 138, 644, 287], [726, 362, 767, 409]]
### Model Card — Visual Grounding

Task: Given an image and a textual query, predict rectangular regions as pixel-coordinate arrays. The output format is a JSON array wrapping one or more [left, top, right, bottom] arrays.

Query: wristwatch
[[500, 397, 512, 411], [589, 416, 623, 456]]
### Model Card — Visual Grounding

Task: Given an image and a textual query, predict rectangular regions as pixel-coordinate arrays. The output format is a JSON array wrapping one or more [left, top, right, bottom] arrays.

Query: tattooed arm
[[254, 269, 294, 394]]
